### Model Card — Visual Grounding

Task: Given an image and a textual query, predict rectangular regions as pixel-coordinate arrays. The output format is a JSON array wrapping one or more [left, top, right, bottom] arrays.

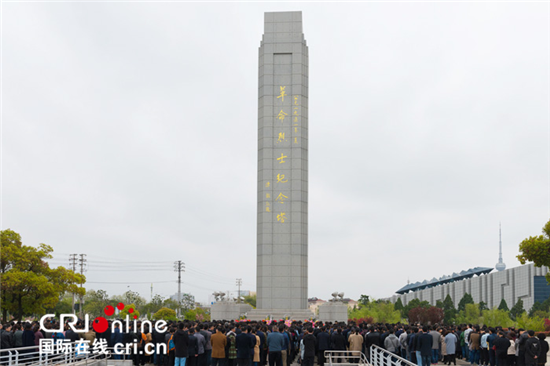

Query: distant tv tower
[[495, 222, 506, 271]]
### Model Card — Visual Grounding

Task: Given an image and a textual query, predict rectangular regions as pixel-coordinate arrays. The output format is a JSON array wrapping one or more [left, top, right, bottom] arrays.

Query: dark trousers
[[303, 356, 314, 366], [260, 349, 267, 366], [198, 354, 207, 366], [481, 349, 490, 365], [445, 354, 456, 365], [213, 358, 226, 366], [497, 354, 507, 366], [206, 350, 212, 366], [489, 350, 496, 366], [422, 354, 431, 366], [269, 351, 282, 366], [507, 355, 516, 366], [188, 355, 198, 366], [237, 358, 250, 366], [517, 351, 525, 366], [165, 351, 175, 366]]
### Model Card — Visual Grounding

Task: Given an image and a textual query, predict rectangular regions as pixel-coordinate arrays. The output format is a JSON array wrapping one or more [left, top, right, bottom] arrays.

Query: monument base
[[246, 309, 314, 321], [211, 302, 253, 321], [318, 302, 348, 322]]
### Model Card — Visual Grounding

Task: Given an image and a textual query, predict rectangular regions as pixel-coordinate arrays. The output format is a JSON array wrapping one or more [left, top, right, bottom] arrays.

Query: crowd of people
[[0, 319, 548, 366]]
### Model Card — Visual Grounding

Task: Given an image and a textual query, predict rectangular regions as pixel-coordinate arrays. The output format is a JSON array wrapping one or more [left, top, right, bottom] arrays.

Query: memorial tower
[[255, 11, 310, 315]]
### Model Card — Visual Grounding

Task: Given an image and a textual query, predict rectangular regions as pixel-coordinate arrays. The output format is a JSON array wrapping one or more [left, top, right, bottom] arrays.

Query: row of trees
[[349, 293, 547, 331], [79, 289, 208, 321]]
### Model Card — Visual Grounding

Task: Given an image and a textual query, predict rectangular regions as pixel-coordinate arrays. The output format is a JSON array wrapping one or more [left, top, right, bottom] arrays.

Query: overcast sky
[[2, 1, 549, 305]]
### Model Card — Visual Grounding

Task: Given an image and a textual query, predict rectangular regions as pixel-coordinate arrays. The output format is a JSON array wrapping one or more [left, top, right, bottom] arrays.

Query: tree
[[358, 295, 370, 307], [442, 294, 457, 324], [83, 290, 112, 317], [243, 294, 256, 308], [51, 295, 73, 318], [0, 229, 85, 321], [143, 294, 165, 315], [348, 300, 401, 323], [517, 220, 550, 282], [394, 298, 404, 313], [180, 293, 196, 314], [457, 303, 481, 325], [408, 306, 444, 325], [120, 304, 141, 319], [153, 307, 177, 321], [184, 307, 210, 321], [479, 301, 488, 313], [402, 298, 430, 319], [480, 308, 514, 328], [498, 299, 509, 312], [529, 301, 547, 317], [510, 299, 525, 321], [163, 298, 179, 310], [516, 313, 545, 331], [457, 293, 474, 312]]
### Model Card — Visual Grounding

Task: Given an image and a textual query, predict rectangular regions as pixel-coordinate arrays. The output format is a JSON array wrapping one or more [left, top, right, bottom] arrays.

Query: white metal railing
[[369, 345, 417, 366], [324, 350, 370, 366], [0, 341, 115, 366]]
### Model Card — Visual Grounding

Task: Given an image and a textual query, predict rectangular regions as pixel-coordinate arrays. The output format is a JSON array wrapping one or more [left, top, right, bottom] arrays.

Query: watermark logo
[[39, 302, 141, 334], [38, 302, 168, 356]]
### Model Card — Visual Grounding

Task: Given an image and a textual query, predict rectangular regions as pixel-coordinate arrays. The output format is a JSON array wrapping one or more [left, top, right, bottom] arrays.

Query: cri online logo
[[40, 302, 138, 334]]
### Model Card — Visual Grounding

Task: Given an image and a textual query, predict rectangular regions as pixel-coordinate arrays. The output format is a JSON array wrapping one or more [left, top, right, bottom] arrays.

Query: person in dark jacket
[[525, 331, 541, 366], [65, 326, 79, 343], [317, 327, 330, 366], [1, 324, 14, 351], [518, 330, 529, 366], [21, 323, 35, 357], [365, 327, 381, 353], [153, 322, 166, 366], [165, 327, 176, 366], [236, 327, 255, 366], [188, 327, 199, 366], [330, 328, 346, 364], [536, 333, 548, 366], [302, 328, 316, 366], [494, 331, 510, 366], [174, 323, 190, 366], [408, 328, 418, 365], [417, 326, 433, 366]]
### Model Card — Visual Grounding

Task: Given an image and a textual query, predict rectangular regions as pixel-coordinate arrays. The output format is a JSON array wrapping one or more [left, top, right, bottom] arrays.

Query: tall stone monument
[[249, 11, 312, 320]]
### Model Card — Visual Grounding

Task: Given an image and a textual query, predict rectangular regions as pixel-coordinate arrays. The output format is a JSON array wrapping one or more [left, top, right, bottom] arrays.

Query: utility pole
[[236, 278, 242, 303], [174, 261, 185, 318], [69, 254, 78, 314], [151, 283, 153, 302], [78, 254, 87, 318]]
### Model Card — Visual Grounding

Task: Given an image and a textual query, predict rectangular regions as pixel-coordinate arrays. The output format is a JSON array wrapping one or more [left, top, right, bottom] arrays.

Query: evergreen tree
[[458, 293, 474, 312], [479, 301, 489, 313], [528, 301, 547, 317], [394, 298, 404, 314], [442, 294, 457, 324], [510, 299, 525, 321], [498, 299, 509, 312]]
